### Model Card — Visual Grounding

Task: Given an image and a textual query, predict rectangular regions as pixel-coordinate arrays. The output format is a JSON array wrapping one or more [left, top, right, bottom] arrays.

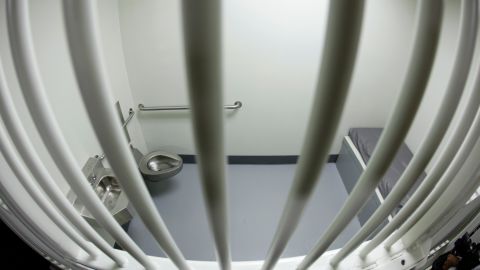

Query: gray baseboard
[[179, 154, 338, 164]]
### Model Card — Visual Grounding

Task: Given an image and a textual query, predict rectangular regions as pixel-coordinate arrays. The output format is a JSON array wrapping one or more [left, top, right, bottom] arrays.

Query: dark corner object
[[0, 221, 50, 268], [179, 155, 339, 164]]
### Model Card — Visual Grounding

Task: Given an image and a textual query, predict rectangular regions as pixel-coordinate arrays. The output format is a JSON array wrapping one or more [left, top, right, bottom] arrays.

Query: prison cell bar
[[360, 29, 480, 258], [402, 132, 480, 250], [0, 194, 74, 269], [261, 1, 366, 269], [330, 0, 478, 265], [181, 0, 231, 269], [443, 201, 480, 251], [436, 168, 480, 232], [0, 205, 60, 267], [383, 100, 480, 250], [403, 108, 480, 245], [0, 154, 73, 262], [62, 1, 192, 269], [297, 1, 443, 269], [424, 169, 480, 246], [1, 0, 478, 268], [0, 56, 126, 266], [6, 1, 159, 269], [0, 108, 99, 258]]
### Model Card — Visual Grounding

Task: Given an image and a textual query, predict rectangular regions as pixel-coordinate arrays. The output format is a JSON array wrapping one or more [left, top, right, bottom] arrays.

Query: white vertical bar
[[445, 203, 480, 246], [297, 1, 443, 269], [261, 1, 365, 269], [62, 1, 191, 270], [387, 109, 480, 247], [0, 58, 126, 266], [6, 1, 157, 269], [382, 74, 480, 249], [402, 141, 480, 249], [0, 155, 71, 261], [428, 173, 480, 242], [0, 121, 98, 258], [360, 51, 480, 258], [331, 0, 478, 265], [181, 0, 230, 269]]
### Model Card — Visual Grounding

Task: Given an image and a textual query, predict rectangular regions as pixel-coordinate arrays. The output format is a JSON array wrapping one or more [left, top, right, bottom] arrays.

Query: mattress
[[348, 128, 426, 214]]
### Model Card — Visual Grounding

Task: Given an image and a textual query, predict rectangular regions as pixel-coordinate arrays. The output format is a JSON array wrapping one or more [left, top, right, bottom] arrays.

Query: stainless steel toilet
[[131, 147, 183, 182]]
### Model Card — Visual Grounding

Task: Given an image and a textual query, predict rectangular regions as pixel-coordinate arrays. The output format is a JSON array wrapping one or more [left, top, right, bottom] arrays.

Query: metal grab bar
[[138, 101, 242, 111], [95, 108, 136, 161], [122, 108, 135, 128]]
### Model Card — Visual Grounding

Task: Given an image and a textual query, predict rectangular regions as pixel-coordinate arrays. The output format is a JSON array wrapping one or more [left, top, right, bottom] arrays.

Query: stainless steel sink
[[94, 175, 121, 211], [67, 157, 132, 226]]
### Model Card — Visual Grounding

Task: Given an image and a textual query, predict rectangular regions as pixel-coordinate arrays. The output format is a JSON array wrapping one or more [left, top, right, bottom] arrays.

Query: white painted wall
[[118, 0, 420, 155], [0, 0, 145, 194]]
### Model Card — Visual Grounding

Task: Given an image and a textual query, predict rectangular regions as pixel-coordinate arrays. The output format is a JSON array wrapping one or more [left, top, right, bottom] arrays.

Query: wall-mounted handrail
[[122, 108, 135, 128], [138, 101, 242, 111], [95, 108, 136, 161]]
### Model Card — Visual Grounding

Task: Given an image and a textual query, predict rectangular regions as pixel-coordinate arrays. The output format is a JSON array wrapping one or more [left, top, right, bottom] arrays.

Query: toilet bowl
[[136, 149, 183, 182]]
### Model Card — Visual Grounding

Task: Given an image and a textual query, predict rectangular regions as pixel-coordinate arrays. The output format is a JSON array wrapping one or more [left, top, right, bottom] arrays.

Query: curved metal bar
[[402, 133, 480, 249], [0, 115, 98, 258], [182, 0, 231, 269], [431, 173, 480, 238], [7, 1, 156, 269], [63, 1, 190, 269], [0, 207, 52, 264], [138, 101, 242, 111], [297, 1, 443, 269], [331, 0, 478, 265], [443, 202, 480, 250], [0, 156, 72, 263], [360, 47, 480, 259], [0, 55, 126, 265], [260, 1, 366, 269], [397, 109, 480, 245]]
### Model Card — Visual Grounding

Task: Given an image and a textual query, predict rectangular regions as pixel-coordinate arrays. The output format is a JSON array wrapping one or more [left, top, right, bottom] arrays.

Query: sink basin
[[94, 175, 122, 211], [68, 158, 132, 226]]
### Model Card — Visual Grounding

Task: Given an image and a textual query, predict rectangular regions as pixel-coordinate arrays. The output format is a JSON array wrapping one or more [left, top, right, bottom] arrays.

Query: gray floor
[[126, 163, 361, 261]]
